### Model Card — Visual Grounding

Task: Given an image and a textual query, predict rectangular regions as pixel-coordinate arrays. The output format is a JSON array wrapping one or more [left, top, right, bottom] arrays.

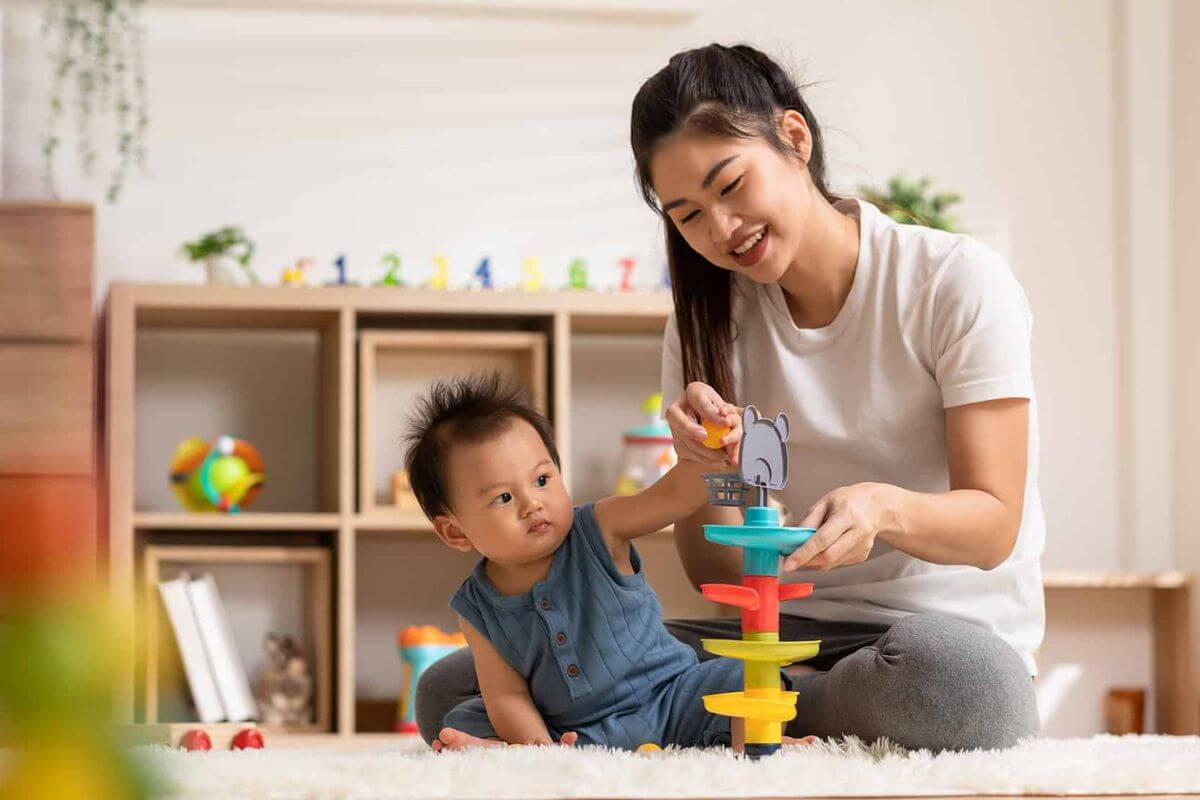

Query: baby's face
[[436, 418, 573, 566]]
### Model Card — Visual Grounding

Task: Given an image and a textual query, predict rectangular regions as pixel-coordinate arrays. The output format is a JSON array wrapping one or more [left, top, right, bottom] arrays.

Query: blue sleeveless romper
[[445, 504, 743, 749]]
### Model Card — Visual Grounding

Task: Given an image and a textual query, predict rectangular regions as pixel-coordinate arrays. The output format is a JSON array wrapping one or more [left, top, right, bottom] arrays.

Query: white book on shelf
[[157, 573, 227, 723], [187, 572, 259, 722]]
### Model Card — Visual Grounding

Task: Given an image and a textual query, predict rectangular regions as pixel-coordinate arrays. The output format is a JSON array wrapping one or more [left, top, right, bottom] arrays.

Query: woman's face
[[648, 113, 815, 284]]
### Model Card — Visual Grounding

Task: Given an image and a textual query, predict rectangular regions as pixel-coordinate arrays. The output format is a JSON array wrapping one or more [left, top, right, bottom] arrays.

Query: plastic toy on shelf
[[614, 393, 676, 496], [522, 257, 543, 291], [427, 255, 450, 290], [567, 257, 589, 290], [326, 254, 359, 286], [169, 435, 265, 513], [699, 405, 820, 759], [617, 256, 636, 292], [281, 257, 312, 287], [395, 626, 467, 734], [377, 252, 405, 287], [471, 257, 493, 290]]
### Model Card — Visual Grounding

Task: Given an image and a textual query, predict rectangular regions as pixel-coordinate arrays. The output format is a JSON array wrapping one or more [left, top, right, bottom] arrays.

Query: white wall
[[3, 0, 1190, 735]]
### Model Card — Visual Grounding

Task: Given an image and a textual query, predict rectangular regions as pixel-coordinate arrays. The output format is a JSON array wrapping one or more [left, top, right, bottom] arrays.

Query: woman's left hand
[[782, 483, 896, 572]]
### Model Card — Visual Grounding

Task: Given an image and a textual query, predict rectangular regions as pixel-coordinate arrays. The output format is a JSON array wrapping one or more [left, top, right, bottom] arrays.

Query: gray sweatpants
[[415, 612, 1040, 752]]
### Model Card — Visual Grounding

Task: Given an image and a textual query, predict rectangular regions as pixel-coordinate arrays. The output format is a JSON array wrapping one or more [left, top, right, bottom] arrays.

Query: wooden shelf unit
[[103, 282, 675, 735]]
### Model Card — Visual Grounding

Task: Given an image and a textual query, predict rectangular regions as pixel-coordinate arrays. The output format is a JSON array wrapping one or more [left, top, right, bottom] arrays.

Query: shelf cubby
[[357, 329, 547, 518], [141, 541, 333, 734]]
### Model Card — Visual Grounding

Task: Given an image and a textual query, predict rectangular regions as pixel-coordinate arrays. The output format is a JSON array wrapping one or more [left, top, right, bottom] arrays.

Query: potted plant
[[858, 174, 962, 232], [179, 227, 260, 286]]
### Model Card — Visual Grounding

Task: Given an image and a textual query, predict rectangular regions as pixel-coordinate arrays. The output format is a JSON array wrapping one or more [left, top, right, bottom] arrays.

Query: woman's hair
[[630, 44, 837, 402]]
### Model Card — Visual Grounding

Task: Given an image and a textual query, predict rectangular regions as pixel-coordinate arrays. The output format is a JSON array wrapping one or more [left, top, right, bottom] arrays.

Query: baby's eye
[[492, 492, 513, 506], [535, 474, 550, 488]]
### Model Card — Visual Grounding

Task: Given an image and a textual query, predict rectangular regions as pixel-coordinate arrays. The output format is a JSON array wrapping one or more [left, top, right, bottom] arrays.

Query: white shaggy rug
[[136, 736, 1200, 799]]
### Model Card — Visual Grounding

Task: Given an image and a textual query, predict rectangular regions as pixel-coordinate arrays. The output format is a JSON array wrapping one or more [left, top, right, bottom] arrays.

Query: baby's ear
[[433, 515, 473, 553], [774, 413, 790, 442]]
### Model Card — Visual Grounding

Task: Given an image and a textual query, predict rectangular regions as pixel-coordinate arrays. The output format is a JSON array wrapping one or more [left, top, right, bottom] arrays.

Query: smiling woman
[[628, 44, 1043, 752]]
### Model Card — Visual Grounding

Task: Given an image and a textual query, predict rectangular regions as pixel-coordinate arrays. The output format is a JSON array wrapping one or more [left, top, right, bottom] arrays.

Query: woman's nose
[[709, 208, 741, 247]]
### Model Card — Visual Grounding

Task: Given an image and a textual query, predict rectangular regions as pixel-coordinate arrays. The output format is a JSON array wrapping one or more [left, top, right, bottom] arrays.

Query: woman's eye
[[493, 492, 513, 506], [721, 176, 743, 196], [680, 210, 700, 224], [535, 474, 549, 488]]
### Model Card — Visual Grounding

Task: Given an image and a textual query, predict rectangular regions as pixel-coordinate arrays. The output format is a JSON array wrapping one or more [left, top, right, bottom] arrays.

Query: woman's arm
[[785, 397, 1028, 572]]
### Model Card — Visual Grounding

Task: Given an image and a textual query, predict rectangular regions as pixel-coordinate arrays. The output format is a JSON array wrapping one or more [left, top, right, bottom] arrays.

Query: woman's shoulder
[[857, 199, 1019, 310]]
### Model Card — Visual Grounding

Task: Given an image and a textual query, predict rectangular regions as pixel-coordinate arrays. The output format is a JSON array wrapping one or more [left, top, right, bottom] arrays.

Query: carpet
[[138, 736, 1200, 799]]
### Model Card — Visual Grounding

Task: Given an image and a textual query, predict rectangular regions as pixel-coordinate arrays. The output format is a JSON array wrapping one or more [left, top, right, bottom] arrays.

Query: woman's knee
[[414, 647, 478, 745], [872, 613, 1040, 750]]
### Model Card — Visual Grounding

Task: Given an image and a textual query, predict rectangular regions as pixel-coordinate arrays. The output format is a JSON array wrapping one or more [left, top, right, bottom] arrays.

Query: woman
[[635, 43, 1041, 750]]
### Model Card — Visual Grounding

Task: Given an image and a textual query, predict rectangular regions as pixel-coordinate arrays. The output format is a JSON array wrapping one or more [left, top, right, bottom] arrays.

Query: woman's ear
[[778, 108, 812, 166], [433, 514, 474, 553]]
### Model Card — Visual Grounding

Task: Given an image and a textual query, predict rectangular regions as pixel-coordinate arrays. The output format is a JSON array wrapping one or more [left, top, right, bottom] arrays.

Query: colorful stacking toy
[[699, 406, 821, 758], [395, 626, 467, 734]]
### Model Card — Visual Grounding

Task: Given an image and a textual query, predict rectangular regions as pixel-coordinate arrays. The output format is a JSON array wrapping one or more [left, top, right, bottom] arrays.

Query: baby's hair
[[403, 372, 560, 519]]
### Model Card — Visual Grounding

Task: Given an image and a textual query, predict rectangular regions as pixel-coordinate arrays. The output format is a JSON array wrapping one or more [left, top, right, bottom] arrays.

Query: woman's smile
[[731, 224, 769, 268]]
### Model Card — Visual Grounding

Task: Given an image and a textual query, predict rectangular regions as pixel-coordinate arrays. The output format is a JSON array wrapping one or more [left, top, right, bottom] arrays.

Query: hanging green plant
[[858, 174, 962, 233], [41, 0, 150, 203]]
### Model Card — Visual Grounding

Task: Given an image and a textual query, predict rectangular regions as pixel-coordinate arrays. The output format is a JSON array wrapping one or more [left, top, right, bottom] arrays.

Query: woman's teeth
[[733, 228, 766, 255]]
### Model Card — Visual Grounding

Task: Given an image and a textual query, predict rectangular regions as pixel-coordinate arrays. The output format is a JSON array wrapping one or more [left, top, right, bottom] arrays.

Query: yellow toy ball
[[701, 420, 731, 450], [637, 742, 662, 753]]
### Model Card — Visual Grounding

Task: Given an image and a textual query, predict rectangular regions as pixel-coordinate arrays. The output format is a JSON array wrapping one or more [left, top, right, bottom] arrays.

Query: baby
[[403, 373, 747, 751]]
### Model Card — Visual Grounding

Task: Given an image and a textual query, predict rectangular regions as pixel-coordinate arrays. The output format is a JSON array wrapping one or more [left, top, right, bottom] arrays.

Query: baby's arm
[[593, 458, 712, 542], [456, 615, 558, 745]]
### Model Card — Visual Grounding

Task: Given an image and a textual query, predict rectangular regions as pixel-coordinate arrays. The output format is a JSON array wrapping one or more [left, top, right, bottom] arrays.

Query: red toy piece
[[700, 583, 759, 610], [231, 728, 265, 750], [777, 583, 814, 602], [179, 729, 212, 751]]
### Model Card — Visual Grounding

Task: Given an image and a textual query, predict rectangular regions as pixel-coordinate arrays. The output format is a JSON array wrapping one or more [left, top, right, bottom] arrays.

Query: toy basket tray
[[703, 472, 747, 506]]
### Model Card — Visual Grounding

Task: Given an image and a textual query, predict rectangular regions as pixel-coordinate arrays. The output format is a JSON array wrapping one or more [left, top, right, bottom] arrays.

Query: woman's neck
[[776, 192, 861, 329]]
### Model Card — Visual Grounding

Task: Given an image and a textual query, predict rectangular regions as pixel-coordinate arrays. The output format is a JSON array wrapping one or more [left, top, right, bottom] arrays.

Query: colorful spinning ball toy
[[169, 436, 265, 513]]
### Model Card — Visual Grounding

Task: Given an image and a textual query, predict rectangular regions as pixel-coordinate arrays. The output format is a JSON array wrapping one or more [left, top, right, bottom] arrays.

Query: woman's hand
[[782, 483, 898, 572], [664, 382, 742, 467]]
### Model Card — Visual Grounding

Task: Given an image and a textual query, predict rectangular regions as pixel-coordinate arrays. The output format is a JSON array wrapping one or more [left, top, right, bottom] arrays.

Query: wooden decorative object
[[1105, 687, 1146, 735]]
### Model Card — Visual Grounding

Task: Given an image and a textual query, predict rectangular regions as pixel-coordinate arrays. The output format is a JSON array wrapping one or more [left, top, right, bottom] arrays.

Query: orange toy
[[702, 419, 732, 450]]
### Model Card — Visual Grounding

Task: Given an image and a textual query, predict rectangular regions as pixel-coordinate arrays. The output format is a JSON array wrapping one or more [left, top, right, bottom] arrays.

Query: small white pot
[[203, 255, 245, 286]]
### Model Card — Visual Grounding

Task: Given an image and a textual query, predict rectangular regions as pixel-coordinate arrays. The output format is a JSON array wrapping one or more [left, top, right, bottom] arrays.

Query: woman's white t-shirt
[[661, 198, 1045, 674]]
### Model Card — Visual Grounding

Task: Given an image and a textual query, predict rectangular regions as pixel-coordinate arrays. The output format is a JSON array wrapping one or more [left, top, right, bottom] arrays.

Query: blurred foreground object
[[0, 480, 160, 800]]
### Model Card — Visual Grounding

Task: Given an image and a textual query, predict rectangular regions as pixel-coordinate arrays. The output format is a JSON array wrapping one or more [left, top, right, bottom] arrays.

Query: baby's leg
[[435, 696, 501, 751], [433, 727, 505, 751]]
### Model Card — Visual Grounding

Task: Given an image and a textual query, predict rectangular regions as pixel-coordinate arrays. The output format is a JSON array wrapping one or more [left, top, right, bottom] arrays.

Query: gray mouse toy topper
[[738, 405, 790, 507]]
